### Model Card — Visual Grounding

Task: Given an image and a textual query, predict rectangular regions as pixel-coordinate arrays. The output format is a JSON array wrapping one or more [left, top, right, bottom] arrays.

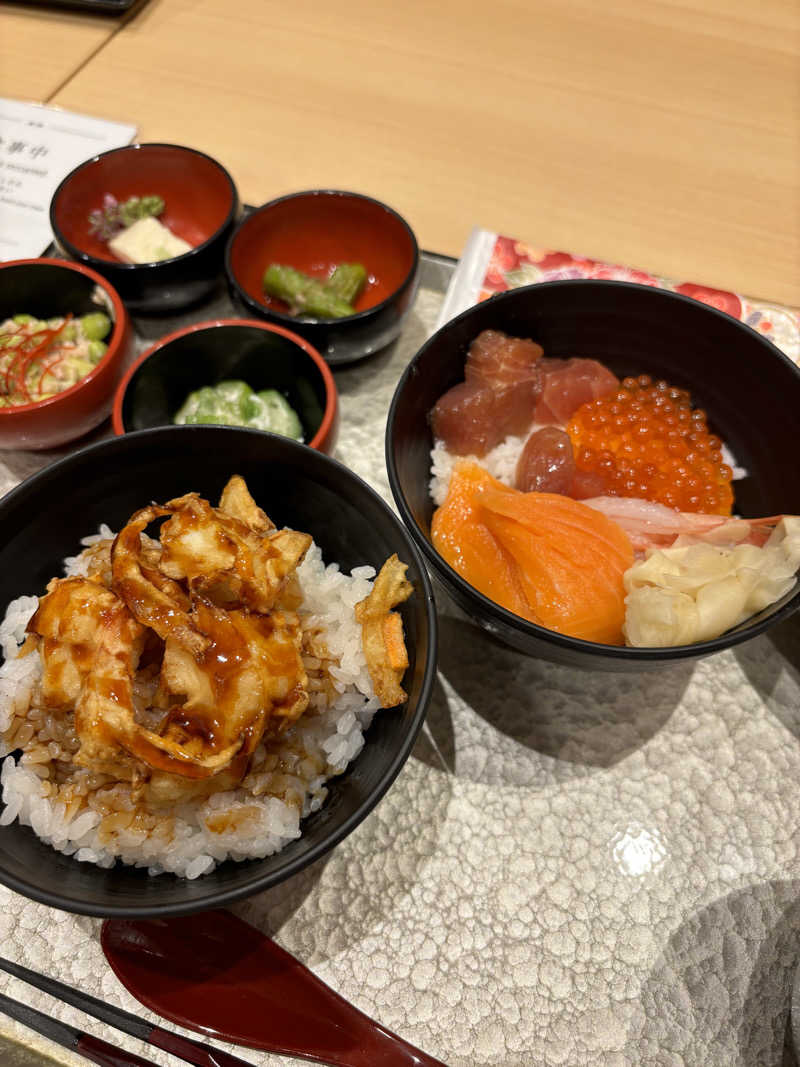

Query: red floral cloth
[[479, 236, 799, 365]]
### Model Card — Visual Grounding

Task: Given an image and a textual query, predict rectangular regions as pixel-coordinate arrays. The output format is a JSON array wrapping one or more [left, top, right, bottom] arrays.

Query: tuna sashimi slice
[[431, 379, 538, 456], [430, 381, 507, 457], [464, 329, 542, 437], [465, 329, 544, 389], [535, 358, 619, 425], [515, 426, 575, 494]]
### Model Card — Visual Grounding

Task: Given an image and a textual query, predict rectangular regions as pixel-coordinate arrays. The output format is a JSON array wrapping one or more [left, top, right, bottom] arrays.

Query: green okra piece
[[327, 262, 367, 305], [263, 264, 355, 319]]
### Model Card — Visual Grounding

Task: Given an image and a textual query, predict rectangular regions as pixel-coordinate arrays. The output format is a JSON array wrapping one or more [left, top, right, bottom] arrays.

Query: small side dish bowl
[[0, 258, 133, 450], [386, 279, 800, 670], [225, 190, 420, 364], [0, 426, 437, 916], [113, 319, 339, 453], [50, 143, 239, 314]]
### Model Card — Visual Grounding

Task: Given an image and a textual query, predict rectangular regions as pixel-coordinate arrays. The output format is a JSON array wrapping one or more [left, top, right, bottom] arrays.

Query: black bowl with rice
[[386, 280, 800, 669], [0, 427, 437, 916]]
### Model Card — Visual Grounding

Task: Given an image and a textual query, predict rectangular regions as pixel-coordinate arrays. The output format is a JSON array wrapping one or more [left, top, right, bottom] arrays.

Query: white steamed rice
[[429, 434, 530, 506], [0, 531, 383, 879]]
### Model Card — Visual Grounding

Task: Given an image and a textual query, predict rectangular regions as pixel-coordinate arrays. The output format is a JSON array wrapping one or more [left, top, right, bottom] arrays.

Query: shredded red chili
[[1, 315, 73, 404]]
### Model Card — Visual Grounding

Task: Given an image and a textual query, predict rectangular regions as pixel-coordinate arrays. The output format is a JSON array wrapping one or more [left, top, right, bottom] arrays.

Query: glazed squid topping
[[28, 476, 312, 788]]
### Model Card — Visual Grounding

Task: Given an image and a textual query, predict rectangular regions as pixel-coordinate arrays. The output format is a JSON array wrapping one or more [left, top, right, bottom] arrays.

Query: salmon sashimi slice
[[478, 489, 634, 572], [477, 509, 626, 644], [431, 462, 535, 621], [431, 463, 635, 644], [476, 489, 634, 645]]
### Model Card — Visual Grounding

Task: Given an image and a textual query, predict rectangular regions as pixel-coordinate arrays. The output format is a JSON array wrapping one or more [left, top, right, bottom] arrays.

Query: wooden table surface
[[0, 2, 121, 103], [3, 0, 800, 303]]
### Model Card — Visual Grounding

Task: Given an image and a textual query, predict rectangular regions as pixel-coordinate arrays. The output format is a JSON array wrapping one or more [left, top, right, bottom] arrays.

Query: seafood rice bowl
[[386, 279, 800, 669], [0, 475, 413, 880]]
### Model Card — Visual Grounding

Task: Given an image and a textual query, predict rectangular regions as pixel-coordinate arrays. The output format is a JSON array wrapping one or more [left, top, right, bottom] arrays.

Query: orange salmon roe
[[566, 375, 733, 514]]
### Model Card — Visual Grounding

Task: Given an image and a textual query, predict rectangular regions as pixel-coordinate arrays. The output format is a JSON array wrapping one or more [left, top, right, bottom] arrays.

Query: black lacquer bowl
[[225, 190, 419, 364], [386, 279, 800, 670], [112, 319, 339, 453], [0, 427, 437, 916], [50, 143, 239, 314]]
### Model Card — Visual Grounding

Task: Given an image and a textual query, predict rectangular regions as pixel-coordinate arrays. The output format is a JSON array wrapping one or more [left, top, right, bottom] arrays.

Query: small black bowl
[[225, 190, 420, 364], [0, 427, 437, 916], [386, 279, 800, 670], [112, 319, 339, 453], [50, 143, 239, 314]]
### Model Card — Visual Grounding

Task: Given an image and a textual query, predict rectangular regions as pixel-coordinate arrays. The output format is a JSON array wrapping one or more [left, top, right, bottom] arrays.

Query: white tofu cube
[[108, 216, 193, 264]]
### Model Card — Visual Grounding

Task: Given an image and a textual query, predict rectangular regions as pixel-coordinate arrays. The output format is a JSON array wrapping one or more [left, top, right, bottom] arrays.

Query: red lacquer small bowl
[[112, 318, 338, 453], [0, 258, 134, 450], [50, 143, 239, 313], [225, 190, 419, 364]]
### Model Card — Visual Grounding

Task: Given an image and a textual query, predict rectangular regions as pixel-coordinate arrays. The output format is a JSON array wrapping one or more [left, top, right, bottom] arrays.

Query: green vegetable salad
[[173, 380, 304, 440], [0, 312, 112, 407]]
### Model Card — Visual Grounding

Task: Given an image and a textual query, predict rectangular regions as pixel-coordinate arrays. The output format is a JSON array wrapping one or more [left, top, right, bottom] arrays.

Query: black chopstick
[[0, 989, 157, 1067], [0, 956, 254, 1067]]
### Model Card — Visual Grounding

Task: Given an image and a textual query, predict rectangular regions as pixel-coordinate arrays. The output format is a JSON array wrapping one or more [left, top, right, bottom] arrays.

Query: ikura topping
[[0, 312, 112, 407], [566, 375, 734, 515]]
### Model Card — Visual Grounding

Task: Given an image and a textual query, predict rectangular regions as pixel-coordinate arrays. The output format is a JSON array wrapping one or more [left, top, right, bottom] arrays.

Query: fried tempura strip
[[219, 474, 274, 532], [79, 677, 242, 778], [30, 575, 241, 777], [33, 478, 316, 793], [157, 491, 311, 614], [29, 576, 142, 711], [111, 504, 207, 656], [354, 555, 413, 707]]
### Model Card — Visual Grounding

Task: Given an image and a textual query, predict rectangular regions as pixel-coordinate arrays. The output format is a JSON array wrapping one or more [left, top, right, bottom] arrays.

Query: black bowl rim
[[0, 425, 439, 916], [110, 316, 339, 449], [0, 256, 130, 419], [49, 142, 240, 271], [224, 188, 420, 325], [385, 277, 800, 663]]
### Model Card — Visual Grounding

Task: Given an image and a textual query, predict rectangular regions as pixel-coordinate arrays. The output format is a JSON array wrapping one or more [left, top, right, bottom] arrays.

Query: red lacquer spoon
[[101, 911, 448, 1067]]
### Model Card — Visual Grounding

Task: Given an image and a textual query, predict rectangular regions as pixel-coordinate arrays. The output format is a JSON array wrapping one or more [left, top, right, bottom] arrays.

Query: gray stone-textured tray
[[1, 253, 799, 1066]]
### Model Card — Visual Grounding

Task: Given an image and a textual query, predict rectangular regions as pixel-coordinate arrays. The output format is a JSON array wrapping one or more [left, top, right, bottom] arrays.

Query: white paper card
[[0, 99, 136, 261], [433, 226, 498, 333]]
